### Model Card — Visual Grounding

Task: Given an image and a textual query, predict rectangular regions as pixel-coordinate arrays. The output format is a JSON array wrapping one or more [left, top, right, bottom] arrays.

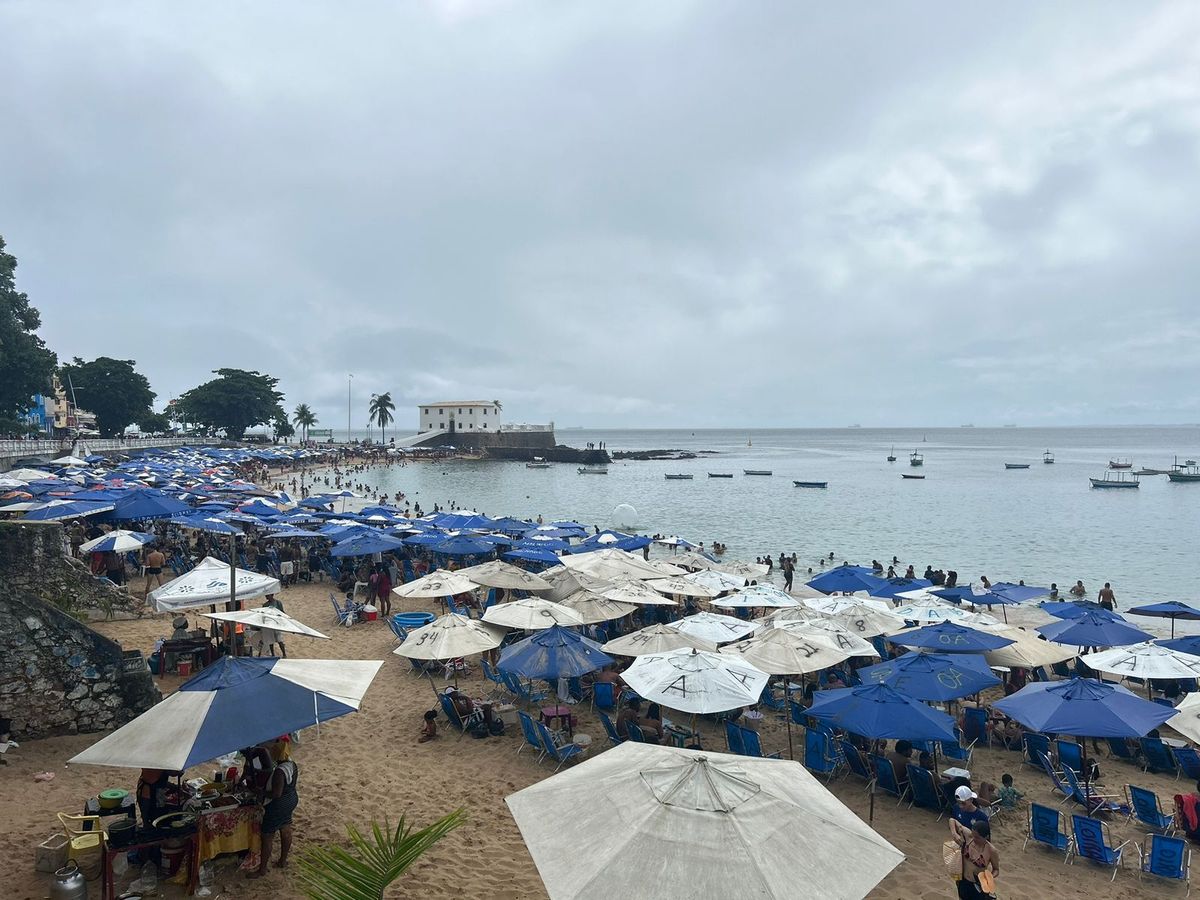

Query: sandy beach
[[3, 566, 1190, 900]]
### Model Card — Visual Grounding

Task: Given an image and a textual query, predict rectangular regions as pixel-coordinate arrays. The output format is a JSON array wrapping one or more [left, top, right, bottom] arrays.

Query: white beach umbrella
[[538, 566, 613, 602], [1079, 642, 1200, 680], [7, 468, 55, 482], [775, 620, 879, 657], [892, 603, 972, 624], [712, 584, 801, 609], [754, 607, 821, 627], [711, 560, 770, 579], [600, 578, 679, 607], [203, 607, 330, 640], [786, 584, 829, 601], [454, 560, 552, 592], [150, 556, 281, 612], [822, 604, 908, 639], [392, 613, 506, 660], [51, 455, 89, 466], [623, 648, 769, 715], [505, 743, 905, 900], [720, 627, 853, 675], [482, 597, 585, 630], [671, 551, 720, 571], [983, 629, 1078, 669], [557, 590, 639, 625], [79, 529, 157, 554], [804, 596, 892, 615], [601, 624, 717, 657], [684, 569, 747, 593], [669, 612, 759, 645], [391, 570, 480, 599], [894, 588, 940, 604], [645, 577, 719, 599], [561, 549, 668, 581], [1165, 693, 1200, 745], [645, 559, 688, 577]]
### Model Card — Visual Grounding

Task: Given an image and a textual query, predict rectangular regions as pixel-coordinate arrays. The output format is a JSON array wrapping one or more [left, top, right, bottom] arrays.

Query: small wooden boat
[[526, 458, 551, 469], [707, 473, 734, 478], [1109, 458, 1133, 469], [743, 469, 773, 476], [887, 445, 896, 462], [1168, 464, 1200, 483], [577, 466, 608, 475], [1090, 471, 1139, 488], [1004, 463, 1030, 470], [793, 481, 828, 488], [909, 451, 924, 467], [664, 474, 694, 480], [1043, 450, 1054, 464], [901, 474, 925, 480]]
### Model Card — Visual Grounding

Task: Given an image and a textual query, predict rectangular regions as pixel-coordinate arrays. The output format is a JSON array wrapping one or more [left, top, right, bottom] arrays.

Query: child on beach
[[997, 773, 1023, 810], [419, 710, 438, 743]]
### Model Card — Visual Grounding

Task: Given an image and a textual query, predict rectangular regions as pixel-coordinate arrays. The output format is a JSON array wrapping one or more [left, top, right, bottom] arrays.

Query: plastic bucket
[[177, 660, 192, 677]]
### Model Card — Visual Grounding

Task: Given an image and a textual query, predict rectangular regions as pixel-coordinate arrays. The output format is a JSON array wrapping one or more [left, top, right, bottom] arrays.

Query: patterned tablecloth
[[198, 803, 263, 870]]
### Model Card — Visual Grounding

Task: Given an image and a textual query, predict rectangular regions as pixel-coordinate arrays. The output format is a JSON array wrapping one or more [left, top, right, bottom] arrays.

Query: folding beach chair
[[480, 660, 508, 699], [1023, 802, 1072, 857], [723, 720, 746, 754], [839, 739, 875, 788], [1106, 737, 1137, 764], [517, 711, 545, 758], [739, 727, 782, 759], [1061, 765, 1125, 817], [590, 682, 620, 712], [907, 765, 947, 818], [536, 721, 583, 771], [803, 728, 844, 782], [872, 755, 910, 806], [599, 712, 623, 746], [1037, 751, 1074, 804], [1138, 833, 1191, 894], [626, 723, 647, 744], [1127, 785, 1175, 834], [1142, 737, 1179, 775], [1056, 738, 1084, 775], [940, 727, 975, 767], [1176, 747, 1200, 782], [961, 706, 989, 748], [329, 592, 355, 627], [1022, 732, 1052, 771], [758, 685, 788, 718], [1069, 814, 1131, 880], [387, 617, 408, 644]]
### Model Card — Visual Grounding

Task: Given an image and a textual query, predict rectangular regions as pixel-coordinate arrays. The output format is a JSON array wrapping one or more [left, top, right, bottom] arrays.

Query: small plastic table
[[540, 705, 574, 737]]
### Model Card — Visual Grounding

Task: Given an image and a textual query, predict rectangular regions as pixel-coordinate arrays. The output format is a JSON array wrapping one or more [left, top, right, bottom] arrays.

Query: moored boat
[[577, 465, 608, 475], [526, 458, 551, 469], [1109, 458, 1133, 469], [1168, 464, 1200, 483], [743, 469, 773, 476], [664, 474, 694, 480], [887, 445, 896, 462], [1004, 463, 1030, 470], [793, 481, 828, 488], [707, 473, 734, 478], [1043, 450, 1054, 464], [902, 474, 925, 480], [909, 451, 924, 467], [1090, 470, 1139, 488]]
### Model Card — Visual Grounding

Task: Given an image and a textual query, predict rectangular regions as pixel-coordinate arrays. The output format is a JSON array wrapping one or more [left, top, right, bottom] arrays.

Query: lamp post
[[347, 373, 354, 445]]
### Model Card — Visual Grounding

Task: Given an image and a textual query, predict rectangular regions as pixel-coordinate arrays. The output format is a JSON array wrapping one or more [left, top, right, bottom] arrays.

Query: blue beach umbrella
[[433, 535, 495, 557], [498, 625, 613, 681], [892, 621, 1015, 653], [22, 500, 115, 521], [516, 537, 570, 552], [67, 656, 383, 770], [931, 587, 1020, 607], [330, 531, 405, 558], [1039, 600, 1118, 620], [1129, 601, 1200, 638], [805, 682, 958, 742], [869, 577, 932, 601], [79, 530, 156, 553], [177, 515, 243, 535], [103, 489, 192, 521], [260, 527, 324, 540], [856, 651, 1000, 702], [403, 531, 450, 546], [993, 677, 1176, 739], [503, 549, 561, 566], [990, 582, 1052, 603], [1157, 636, 1200, 657], [807, 565, 887, 596], [1037, 612, 1152, 648]]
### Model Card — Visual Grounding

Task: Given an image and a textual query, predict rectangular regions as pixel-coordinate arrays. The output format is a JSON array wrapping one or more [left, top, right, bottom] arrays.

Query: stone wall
[[0, 522, 160, 739], [0, 520, 144, 617]]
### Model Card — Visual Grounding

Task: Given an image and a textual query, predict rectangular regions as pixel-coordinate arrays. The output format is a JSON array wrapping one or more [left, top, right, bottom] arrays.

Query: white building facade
[[418, 401, 501, 434]]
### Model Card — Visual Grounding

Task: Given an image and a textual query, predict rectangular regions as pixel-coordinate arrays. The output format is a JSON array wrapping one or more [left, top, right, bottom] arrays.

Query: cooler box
[[177, 659, 192, 677], [496, 704, 519, 728], [363, 609, 378, 621]]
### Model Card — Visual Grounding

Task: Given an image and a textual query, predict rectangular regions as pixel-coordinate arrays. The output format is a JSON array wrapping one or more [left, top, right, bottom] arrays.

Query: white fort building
[[418, 400, 501, 434]]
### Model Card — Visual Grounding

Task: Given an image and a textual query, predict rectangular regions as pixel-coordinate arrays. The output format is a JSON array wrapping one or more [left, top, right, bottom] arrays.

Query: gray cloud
[[2, 1, 1199, 430]]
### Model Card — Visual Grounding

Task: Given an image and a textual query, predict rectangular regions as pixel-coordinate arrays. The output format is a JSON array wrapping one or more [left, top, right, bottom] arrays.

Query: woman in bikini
[[948, 817, 999, 899]]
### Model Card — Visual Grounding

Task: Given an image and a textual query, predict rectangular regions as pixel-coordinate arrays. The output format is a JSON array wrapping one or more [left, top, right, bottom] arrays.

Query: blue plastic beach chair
[[625, 722, 647, 744], [961, 706, 989, 748], [1069, 813, 1131, 880], [1176, 747, 1200, 782], [1127, 784, 1175, 834], [872, 755, 910, 806], [1138, 833, 1191, 894], [599, 712, 623, 746], [516, 711, 544, 758], [739, 727, 782, 759], [329, 592, 354, 627], [1061, 764, 1125, 816], [1106, 737, 1137, 764], [590, 682, 620, 712], [940, 727, 974, 766], [907, 765, 948, 818], [724, 721, 746, 755], [1056, 738, 1084, 775], [804, 728, 844, 782], [840, 740, 875, 788], [1024, 802, 1072, 857], [1036, 751, 1074, 803], [536, 721, 583, 771], [1023, 732, 1052, 771], [1142, 737, 1179, 775]]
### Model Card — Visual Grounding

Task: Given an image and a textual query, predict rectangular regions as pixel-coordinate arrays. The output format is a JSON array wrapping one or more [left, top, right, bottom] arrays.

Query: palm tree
[[298, 810, 466, 900], [368, 392, 395, 445], [293, 403, 317, 441]]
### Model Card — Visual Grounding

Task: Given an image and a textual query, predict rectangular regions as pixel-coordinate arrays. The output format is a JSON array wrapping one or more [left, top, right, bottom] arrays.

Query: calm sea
[[338, 426, 1200, 605]]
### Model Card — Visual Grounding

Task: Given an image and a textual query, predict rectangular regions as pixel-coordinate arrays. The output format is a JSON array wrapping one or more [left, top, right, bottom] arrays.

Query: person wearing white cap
[[951, 784, 989, 832]]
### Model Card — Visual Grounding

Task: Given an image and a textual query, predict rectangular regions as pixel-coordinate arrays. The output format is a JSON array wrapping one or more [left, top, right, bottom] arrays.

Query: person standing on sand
[[143, 545, 167, 596], [248, 740, 298, 880], [1098, 582, 1117, 610]]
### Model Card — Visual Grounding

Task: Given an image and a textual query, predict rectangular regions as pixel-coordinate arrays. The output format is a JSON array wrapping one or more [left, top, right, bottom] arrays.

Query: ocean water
[[337, 426, 1200, 605]]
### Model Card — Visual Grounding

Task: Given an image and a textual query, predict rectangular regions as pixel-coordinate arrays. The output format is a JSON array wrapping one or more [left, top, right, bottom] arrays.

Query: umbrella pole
[[784, 679, 795, 761]]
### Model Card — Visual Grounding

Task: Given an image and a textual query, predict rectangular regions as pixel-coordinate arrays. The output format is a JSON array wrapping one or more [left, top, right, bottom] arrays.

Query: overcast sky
[[2, 2, 1199, 430]]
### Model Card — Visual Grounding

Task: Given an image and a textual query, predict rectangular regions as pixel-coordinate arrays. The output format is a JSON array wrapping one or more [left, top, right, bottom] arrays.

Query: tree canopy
[[176, 368, 285, 439], [0, 236, 57, 432], [60, 356, 156, 436], [137, 411, 172, 434]]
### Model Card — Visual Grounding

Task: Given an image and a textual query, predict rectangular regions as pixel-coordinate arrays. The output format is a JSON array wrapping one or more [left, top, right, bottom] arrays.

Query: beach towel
[[1176, 793, 1200, 838]]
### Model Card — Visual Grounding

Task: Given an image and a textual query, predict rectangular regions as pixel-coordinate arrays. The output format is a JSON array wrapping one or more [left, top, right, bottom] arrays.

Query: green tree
[[0, 236, 57, 431], [60, 356, 156, 436], [137, 411, 172, 434], [298, 810, 466, 900], [368, 392, 395, 444], [272, 414, 294, 442], [293, 403, 317, 441], [175, 368, 285, 440]]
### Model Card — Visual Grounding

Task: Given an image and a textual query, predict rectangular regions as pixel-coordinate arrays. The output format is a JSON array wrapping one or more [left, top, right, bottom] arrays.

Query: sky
[[2, 2, 1199, 431]]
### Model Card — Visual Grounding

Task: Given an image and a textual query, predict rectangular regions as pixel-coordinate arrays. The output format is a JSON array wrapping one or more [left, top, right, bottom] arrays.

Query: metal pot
[[50, 862, 88, 900], [107, 818, 137, 848]]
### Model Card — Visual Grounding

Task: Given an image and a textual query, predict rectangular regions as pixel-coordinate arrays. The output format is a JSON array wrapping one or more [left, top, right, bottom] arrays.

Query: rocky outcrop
[[0, 522, 160, 739]]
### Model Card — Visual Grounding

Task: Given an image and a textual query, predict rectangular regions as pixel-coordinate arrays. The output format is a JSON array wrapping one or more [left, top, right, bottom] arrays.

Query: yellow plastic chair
[[55, 812, 105, 872]]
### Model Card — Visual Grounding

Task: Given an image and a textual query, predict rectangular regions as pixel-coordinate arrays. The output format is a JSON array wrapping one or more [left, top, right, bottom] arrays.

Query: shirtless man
[[143, 546, 167, 596], [1097, 582, 1117, 611], [1069, 580, 1086, 597]]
